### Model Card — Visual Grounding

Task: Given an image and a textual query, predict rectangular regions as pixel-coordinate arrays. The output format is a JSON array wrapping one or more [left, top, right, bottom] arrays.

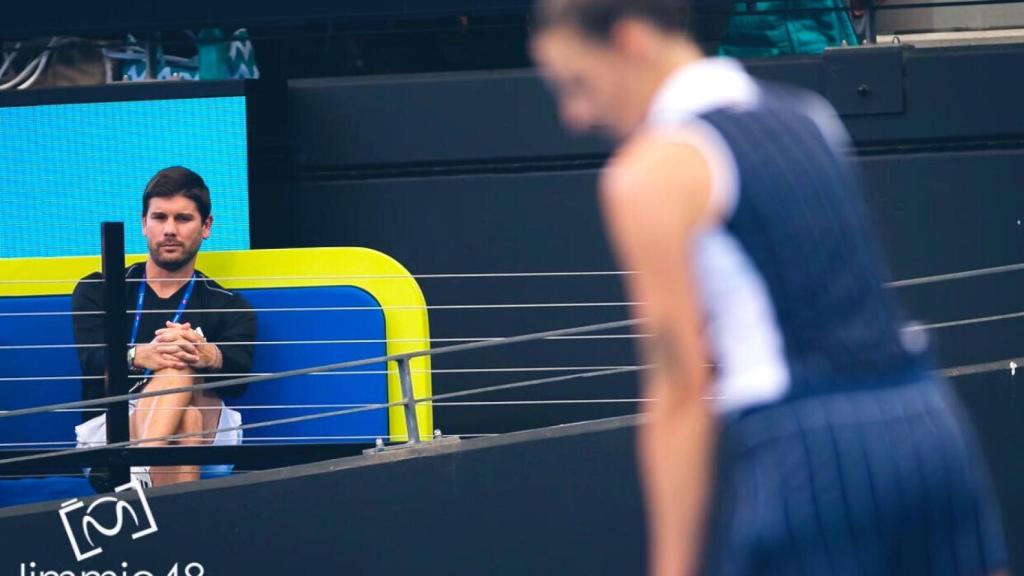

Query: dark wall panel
[[0, 417, 646, 575], [863, 149, 1024, 280], [860, 149, 1024, 369], [953, 371, 1024, 570], [256, 42, 1024, 566], [285, 44, 1024, 173], [290, 171, 610, 269], [3, 0, 533, 37], [849, 44, 1024, 145], [289, 71, 608, 168]]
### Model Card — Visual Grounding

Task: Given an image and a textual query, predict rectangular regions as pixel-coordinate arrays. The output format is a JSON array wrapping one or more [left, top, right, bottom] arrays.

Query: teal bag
[[719, 0, 860, 57], [198, 28, 260, 80], [105, 28, 258, 82]]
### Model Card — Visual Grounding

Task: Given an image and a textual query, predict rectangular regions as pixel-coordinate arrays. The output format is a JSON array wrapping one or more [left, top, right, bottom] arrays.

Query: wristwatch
[[127, 346, 137, 371]]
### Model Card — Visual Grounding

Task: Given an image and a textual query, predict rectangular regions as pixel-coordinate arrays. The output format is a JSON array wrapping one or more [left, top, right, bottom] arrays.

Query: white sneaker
[[130, 466, 152, 488]]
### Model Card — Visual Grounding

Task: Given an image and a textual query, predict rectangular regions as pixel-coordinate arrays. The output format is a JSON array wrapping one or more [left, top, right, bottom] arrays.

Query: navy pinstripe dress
[[642, 58, 1007, 575]]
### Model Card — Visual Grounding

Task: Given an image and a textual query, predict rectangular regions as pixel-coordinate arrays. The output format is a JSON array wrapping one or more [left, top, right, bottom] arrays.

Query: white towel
[[75, 400, 242, 486]]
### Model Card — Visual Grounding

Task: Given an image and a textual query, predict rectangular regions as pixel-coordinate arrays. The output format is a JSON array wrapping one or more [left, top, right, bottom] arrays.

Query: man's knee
[[148, 366, 198, 389], [151, 366, 197, 378]]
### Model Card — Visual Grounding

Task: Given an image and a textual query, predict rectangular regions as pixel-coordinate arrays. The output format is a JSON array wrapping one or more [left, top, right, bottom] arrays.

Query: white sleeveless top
[[643, 58, 790, 414]]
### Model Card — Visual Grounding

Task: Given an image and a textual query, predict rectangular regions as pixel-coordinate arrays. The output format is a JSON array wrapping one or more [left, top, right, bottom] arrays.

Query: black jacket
[[71, 262, 257, 410]]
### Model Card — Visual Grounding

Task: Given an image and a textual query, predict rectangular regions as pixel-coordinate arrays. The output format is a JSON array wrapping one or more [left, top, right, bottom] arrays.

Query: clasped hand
[[134, 321, 220, 371]]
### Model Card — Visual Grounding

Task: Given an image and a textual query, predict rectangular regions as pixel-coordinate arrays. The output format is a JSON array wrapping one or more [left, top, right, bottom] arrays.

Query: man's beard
[[149, 241, 200, 272]]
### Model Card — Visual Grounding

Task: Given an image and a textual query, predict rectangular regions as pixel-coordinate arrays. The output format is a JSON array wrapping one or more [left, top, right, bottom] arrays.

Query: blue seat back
[[0, 295, 84, 447], [232, 286, 388, 442], [0, 286, 388, 448]]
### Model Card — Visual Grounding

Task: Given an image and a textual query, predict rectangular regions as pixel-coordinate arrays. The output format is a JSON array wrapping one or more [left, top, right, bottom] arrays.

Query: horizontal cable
[[136, 366, 647, 378], [131, 304, 1024, 348], [3, 258, 1024, 290], [134, 371, 380, 379], [129, 301, 1024, 318], [0, 375, 104, 382], [429, 365, 648, 373], [131, 302, 637, 314], [887, 261, 1024, 288], [0, 335, 644, 352], [432, 398, 656, 406], [2, 259, 1023, 323], [13, 306, 1021, 356], [0, 434, 500, 449], [10, 300, 1023, 325], [546, 334, 649, 340], [0, 364, 648, 468], [38, 320, 1024, 351], [237, 434, 497, 441], [0, 440, 81, 448], [0, 278, 103, 285], [908, 310, 1024, 331], [0, 473, 93, 479], [126, 334, 647, 347], [55, 366, 647, 381], [0, 343, 104, 350], [127, 371, 396, 379], [11, 404, 371, 413], [0, 318, 644, 420], [11, 395, 659, 413], [161, 471, 250, 477], [0, 303, 633, 318], [0, 408, 104, 414], [0, 310, 102, 318], [9, 305, 1012, 354], [129, 271, 637, 282], [940, 356, 1024, 378], [183, 339, 429, 346]]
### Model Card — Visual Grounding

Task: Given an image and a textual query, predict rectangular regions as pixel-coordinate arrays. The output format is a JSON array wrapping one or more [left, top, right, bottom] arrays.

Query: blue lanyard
[[129, 271, 197, 349]]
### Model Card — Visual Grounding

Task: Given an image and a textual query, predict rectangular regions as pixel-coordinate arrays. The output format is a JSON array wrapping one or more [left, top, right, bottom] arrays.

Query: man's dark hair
[[534, 0, 687, 41], [142, 166, 211, 222]]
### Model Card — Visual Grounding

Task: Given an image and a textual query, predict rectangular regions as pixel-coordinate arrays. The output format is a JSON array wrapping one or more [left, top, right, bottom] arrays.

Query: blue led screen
[[0, 96, 250, 258]]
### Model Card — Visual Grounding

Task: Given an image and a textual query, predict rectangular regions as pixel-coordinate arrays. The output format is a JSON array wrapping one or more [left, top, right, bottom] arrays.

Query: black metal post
[[864, 0, 877, 44], [101, 222, 130, 487]]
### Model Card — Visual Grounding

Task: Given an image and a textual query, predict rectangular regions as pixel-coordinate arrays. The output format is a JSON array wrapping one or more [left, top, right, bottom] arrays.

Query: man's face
[[143, 195, 211, 271], [532, 25, 640, 139]]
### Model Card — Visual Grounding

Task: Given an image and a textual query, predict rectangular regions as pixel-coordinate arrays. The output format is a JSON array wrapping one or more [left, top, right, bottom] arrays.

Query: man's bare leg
[[151, 407, 203, 487], [131, 367, 195, 485], [131, 367, 195, 444], [150, 389, 223, 487]]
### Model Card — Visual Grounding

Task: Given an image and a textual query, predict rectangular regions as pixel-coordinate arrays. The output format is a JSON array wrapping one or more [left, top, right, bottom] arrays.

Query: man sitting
[[71, 166, 256, 488]]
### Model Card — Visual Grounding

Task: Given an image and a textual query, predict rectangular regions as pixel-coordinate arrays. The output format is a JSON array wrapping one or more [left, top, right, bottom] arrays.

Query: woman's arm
[[601, 134, 717, 576]]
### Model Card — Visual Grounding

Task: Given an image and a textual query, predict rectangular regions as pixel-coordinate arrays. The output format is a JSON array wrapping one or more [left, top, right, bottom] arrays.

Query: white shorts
[[75, 399, 242, 485]]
